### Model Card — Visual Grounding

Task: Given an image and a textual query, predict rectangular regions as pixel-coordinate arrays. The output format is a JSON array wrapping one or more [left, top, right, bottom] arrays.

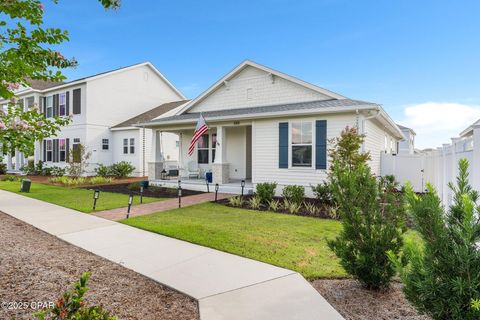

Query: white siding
[[252, 113, 357, 195], [86, 64, 183, 127], [112, 129, 142, 176], [190, 66, 331, 113], [364, 118, 398, 176]]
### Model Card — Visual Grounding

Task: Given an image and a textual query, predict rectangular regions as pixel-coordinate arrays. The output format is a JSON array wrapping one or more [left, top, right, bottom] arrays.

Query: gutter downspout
[[358, 108, 380, 153]]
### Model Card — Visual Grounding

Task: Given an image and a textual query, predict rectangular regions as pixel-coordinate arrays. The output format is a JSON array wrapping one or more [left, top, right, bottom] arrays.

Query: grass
[[122, 202, 346, 279], [0, 181, 162, 213], [122, 202, 420, 279]]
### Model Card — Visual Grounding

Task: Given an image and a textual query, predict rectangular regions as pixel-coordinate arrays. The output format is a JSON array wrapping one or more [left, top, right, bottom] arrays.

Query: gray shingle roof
[[112, 100, 189, 128], [146, 99, 379, 124], [26, 79, 64, 90]]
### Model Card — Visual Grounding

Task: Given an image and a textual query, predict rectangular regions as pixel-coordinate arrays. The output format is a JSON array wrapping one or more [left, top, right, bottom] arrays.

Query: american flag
[[188, 114, 209, 156]]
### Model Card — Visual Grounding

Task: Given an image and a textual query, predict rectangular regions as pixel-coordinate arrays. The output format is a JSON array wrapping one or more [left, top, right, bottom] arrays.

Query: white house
[[396, 124, 416, 155], [0, 62, 185, 176], [141, 60, 404, 194]]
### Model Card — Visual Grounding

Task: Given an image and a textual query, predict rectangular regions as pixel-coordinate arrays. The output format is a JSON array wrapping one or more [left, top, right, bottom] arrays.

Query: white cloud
[[398, 102, 480, 149]]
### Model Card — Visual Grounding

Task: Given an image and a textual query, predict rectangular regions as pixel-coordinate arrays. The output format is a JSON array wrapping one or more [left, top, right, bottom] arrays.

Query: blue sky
[[43, 0, 480, 148]]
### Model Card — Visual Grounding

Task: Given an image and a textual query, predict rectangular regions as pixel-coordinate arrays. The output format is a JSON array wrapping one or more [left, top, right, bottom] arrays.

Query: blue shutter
[[279, 122, 288, 168], [315, 120, 327, 170]]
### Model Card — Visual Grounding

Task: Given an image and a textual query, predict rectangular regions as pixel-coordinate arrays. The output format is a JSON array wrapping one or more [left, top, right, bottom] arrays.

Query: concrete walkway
[[94, 192, 231, 221], [0, 190, 344, 320]]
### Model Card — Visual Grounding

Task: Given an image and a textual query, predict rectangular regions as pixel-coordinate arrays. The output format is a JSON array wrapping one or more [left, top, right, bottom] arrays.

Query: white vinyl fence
[[381, 131, 480, 206]]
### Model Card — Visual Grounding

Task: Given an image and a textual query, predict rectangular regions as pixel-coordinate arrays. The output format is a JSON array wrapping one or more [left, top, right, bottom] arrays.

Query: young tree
[[392, 159, 480, 320], [328, 126, 406, 290], [66, 143, 90, 178]]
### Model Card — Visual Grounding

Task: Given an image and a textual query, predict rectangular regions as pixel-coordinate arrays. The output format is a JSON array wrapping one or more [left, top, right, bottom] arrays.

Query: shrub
[[33, 272, 117, 320], [267, 199, 281, 211], [109, 161, 135, 178], [128, 182, 141, 191], [49, 176, 87, 187], [228, 196, 243, 207], [311, 182, 332, 205], [0, 156, 6, 174], [327, 126, 406, 290], [95, 164, 111, 177], [50, 166, 66, 177], [1, 175, 20, 182], [282, 185, 305, 205], [390, 159, 480, 319], [255, 182, 277, 204], [248, 196, 262, 210], [304, 202, 320, 216], [89, 176, 113, 185], [283, 199, 301, 214], [328, 162, 406, 290]]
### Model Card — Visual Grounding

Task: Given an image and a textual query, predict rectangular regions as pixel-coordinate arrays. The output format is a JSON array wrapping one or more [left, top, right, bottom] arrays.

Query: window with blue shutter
[[315, 120, 327, 170], [279, 122, 288, 168]]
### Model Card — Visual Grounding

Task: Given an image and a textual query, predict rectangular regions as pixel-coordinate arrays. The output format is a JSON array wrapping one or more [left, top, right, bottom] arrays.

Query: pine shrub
[[391, 159, 480, 320]]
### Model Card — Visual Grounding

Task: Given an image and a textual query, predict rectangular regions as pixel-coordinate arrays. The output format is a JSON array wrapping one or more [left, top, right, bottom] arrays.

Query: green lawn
[[0, 181, 162, 213], [122, 202, 347, 279]]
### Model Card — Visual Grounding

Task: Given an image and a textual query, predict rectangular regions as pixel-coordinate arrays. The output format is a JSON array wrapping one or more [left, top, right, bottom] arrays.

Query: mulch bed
[[218, 195, 334, 219], [86, 183, 204, 198], [0, 212, 199, 320], [312, 279, 429, 320]]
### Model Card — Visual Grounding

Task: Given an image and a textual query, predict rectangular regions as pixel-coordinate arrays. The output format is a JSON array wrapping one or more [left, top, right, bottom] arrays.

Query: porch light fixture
[[93, 189, 100, 211], [126, 194, 134, 219], [215, 183, 219, 202]]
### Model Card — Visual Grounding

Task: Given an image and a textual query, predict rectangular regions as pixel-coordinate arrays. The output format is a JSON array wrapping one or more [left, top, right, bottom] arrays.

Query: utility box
[[20, 179, 31, 193]]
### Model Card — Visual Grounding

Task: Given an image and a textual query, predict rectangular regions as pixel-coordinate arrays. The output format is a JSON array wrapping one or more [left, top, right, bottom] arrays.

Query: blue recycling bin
[[205, 172, 213, 183]]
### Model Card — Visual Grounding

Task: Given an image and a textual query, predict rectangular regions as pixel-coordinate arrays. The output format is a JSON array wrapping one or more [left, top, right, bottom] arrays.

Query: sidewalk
[[0, 190, 344, 320], [94, 192, 231, 221]]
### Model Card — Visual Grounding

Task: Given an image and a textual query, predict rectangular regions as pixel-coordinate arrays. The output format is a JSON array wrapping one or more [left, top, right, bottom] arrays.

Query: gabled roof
[[13, 62, 185, 99], [175, 59, 346, 115], [112, 100, 189, 129], [144, 99, 379, 125], [26, 79, 64, 90], [396, 124, 416, 135]]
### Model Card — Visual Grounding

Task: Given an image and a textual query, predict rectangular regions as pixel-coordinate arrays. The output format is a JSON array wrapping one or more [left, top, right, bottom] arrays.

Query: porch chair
[[187, 161, 200, 179]]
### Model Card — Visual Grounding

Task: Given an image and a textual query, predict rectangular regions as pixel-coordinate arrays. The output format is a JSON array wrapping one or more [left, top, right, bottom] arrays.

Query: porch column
[[472, 125, 480, 192], [14, 149, 24, 170], [6, 154, 13, 171], [212, 125, 229, 184], [148, 129, 164, 180]]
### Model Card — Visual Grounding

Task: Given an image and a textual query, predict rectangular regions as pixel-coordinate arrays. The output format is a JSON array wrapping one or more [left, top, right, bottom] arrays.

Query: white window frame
[[123, 138, 135, 154], [59, 92, 67, 116], [129, 138, 135, 154], [123, 138, 128, 154], [46, 139, 53, 162], [59, 138, 66, 162], [289, 120, 314, 169], [46, 96, 53, 118], [197, 134, 209, 164], [102, 138, 109, 151]]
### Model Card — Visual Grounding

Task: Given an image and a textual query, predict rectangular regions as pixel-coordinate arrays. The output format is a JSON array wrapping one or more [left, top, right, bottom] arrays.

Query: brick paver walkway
[[93, 192, 231, 221]]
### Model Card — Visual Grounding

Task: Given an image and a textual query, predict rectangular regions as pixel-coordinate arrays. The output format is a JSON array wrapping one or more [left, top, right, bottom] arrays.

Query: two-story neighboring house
[[1, 62, 186, 176], [396, 124, 416, 155]]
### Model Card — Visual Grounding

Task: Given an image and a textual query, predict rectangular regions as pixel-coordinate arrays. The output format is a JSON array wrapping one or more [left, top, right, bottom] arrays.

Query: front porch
[[150, 177, 254, 194], [148, 122, 253, 194]]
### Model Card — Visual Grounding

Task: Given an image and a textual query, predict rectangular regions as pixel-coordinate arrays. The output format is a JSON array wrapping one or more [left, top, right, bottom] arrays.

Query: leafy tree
[[391, 158, 480, 320], [328, 126, 406, 290], [328, 126, 371, 172], [0, 103, 70, 155], [0, 0, 120, 155], [66, 143, 91, 178]]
